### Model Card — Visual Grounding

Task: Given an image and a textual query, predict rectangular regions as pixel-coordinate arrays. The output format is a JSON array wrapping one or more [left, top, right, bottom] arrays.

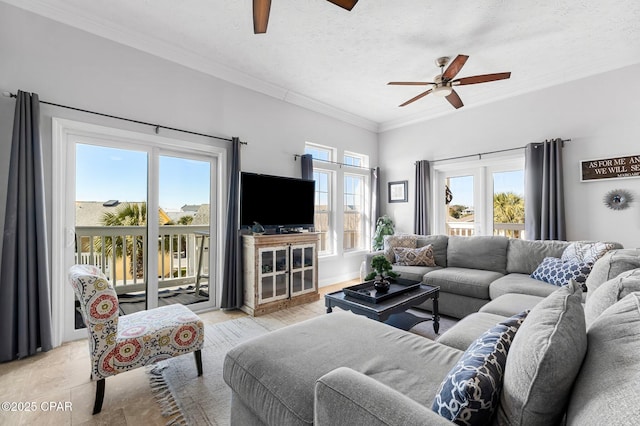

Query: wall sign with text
[[581, 154, 640, 181]]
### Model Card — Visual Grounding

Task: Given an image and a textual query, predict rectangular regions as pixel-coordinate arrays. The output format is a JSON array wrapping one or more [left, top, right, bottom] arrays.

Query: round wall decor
[[603, 189, 633, 210]]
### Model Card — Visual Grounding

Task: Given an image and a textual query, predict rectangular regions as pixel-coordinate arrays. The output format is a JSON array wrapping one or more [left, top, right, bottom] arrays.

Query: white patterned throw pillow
[[393, 244, 436, 266], [561, 242, 615, 264], [531, 257, 593, 287], [432, 310, 529, 426], [383, 234, 417, 263]]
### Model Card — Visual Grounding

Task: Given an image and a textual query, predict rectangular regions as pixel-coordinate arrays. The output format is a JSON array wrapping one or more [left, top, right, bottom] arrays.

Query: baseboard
[[318, 272, 360, 288]]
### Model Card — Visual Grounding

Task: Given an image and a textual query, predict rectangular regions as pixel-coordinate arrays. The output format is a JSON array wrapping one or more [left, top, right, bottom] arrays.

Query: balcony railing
[[446, 222, 526, 239], [74, 225, 210, 295]]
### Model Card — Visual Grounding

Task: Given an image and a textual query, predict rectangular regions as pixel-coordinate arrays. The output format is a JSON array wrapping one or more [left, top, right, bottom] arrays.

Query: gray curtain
[[370, 167, 380, 243], [301, 154, 313, 180], [221, 137, 242, 309], [524, 139, 566, 240], [414, 160, 431, 235], [0, 90, 53, 361]]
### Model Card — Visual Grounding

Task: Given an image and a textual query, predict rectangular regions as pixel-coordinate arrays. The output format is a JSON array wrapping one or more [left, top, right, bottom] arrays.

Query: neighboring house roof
[[181, 204, 201, 212], [75, 201, 172, 226]]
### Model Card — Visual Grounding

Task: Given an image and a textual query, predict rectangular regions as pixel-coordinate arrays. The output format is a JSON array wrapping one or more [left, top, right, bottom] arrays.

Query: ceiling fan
[[388, 55, 511, 109], [253, 0, 358, 34]]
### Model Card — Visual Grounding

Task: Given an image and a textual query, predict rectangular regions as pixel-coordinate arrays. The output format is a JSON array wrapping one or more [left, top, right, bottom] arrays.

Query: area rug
[[148, 309, 456, 425]]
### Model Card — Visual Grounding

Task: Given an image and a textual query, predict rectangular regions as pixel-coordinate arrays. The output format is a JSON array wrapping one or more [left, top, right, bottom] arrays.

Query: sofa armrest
[[363, 250, 385, 277], [314, 367, 452, 426]]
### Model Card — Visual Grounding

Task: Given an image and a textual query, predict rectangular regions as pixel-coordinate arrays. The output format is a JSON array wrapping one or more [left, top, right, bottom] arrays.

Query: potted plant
[[372, 215, 394, 251], [364, 254, 399, 292]]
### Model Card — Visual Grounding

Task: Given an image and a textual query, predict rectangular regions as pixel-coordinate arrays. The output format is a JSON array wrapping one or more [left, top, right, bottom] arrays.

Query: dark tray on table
[[343, 279, 421, 304]]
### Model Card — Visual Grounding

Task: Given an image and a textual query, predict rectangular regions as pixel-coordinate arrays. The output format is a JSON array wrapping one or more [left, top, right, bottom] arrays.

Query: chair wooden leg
[[194, 350, 203, 376], [93, 378, 105, 414]]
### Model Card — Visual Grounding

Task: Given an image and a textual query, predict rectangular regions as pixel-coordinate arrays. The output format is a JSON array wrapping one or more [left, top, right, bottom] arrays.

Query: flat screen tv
[[240, 172, 315, 230]]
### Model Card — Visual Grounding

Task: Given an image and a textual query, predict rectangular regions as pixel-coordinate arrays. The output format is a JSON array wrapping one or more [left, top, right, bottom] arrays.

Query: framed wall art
[[388, 180, 408, 203]]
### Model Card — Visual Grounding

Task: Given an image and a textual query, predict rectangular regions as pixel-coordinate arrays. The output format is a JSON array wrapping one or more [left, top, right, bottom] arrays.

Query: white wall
[[0, 2, 378, 288], [379, 63, 640, 248]]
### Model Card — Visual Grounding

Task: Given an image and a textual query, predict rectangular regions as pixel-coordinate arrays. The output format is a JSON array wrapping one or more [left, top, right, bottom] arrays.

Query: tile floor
[[0, 281, 354, 425]]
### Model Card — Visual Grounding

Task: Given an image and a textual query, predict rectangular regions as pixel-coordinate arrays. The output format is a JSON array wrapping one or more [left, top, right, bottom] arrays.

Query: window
[[305, 143, 370, 256], [492, 169, 525, 239], [344, 152, 364, 167], [435, 157, 524, 238], [305, 143, 332, 162], [343, 173, 366, 251], [313, 169, 333, 254]]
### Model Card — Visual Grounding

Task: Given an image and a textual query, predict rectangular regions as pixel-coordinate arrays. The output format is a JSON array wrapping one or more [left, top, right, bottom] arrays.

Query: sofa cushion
[[223, 311, 463, 426], [479, 293, 544, 317], [561, 241, 615, 264], [416, 235, 449, 267], [489, 273, 559, 300], [584, 268, 640, 327], [436, 312, 507, 351], [506, 239, 570, 274], [424, 267, 503, 300], [393, 244, 436, 266], [383, 234, 417, 262], [586, 248, 640, 293], [432, 311, 529, 425], [496, 280, 587, 426], [447, 236, 509, 274], [530, 256, 593, 287], [566, 292, 640, 425], [392, 265, 441, 282]]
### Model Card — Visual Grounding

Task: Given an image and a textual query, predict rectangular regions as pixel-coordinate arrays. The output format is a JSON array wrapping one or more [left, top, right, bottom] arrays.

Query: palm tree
[[493, 192, 525, 223], [95, 202, 147, 278]]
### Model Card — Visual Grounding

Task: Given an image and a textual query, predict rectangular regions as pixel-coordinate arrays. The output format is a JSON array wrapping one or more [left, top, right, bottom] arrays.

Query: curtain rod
[[293, 154, 374, 171], [2, 91, 246, 145], [428, 138, 572, 164]]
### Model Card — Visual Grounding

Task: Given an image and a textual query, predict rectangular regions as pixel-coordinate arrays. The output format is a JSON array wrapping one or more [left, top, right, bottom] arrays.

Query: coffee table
[[325, 279, 440, 333]]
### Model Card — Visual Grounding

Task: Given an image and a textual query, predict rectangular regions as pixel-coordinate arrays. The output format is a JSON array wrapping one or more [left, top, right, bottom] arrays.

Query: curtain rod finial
[[2, 91, 13, 98]]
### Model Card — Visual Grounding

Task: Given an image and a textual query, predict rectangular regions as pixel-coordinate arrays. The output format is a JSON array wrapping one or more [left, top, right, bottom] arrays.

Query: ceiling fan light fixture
[[432, 85, 453, 97]]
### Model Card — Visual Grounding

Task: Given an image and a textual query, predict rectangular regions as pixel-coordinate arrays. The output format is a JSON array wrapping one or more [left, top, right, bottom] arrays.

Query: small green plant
[[372, 215, 394, 251], [365, 254, 399, 281]]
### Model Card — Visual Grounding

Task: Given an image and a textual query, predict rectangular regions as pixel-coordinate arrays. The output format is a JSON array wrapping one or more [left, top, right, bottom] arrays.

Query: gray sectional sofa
[[363, 235, 623, 318], [223, 250, 640, 425]]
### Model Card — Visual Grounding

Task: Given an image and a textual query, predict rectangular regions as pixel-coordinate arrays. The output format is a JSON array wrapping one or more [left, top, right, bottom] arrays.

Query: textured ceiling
[[4, 0, 640, 131]]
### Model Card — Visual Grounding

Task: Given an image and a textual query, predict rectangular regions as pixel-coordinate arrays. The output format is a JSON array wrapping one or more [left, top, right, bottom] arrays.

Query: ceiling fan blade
[[442, 54, 469, 81], [326, 0, 359, 11], [446, 90, 464, 109], [454, 72, 511, 86], [388, 81, 434, 86], [253, 0, 271, 34], [399, 89, 433, 107]]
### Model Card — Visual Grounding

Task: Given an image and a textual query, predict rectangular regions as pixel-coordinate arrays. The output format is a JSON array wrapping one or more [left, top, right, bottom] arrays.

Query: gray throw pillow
[[495, 280, 587, 426], [566, 292, 640, 425], [584, 268, 640, 327]]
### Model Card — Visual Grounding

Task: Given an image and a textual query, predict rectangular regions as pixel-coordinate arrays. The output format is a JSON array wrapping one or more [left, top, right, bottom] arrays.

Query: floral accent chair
[[68, 264, 204, 414]]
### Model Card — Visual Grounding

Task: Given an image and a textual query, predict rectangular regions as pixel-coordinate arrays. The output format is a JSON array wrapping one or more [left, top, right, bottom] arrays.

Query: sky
[[76, 144, 211, 210], [448, 170, 524, 208]]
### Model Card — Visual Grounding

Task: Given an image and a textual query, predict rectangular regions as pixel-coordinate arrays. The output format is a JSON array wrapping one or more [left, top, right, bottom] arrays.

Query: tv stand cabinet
[[241, 233, 320, 316]]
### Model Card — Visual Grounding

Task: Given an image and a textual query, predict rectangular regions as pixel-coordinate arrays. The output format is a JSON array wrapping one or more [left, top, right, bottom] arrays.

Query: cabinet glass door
[[259, 247, 289, 303], [290, 244, 315, 296]]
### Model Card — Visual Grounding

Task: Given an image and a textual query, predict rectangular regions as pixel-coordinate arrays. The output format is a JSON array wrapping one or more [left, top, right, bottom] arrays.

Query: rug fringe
[[147, 364, 189, 426]]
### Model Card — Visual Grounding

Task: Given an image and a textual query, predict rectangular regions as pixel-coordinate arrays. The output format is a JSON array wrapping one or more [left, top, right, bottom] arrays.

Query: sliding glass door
[[55, 120, 223, 341]]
